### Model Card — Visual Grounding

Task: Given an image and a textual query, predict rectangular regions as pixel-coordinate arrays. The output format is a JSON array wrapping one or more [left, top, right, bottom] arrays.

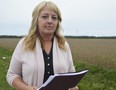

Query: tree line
[[0, 35, 116, 39]]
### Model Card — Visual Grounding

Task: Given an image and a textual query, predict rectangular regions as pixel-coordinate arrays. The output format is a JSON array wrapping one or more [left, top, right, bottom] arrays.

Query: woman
[[6, 1, 78, 90]]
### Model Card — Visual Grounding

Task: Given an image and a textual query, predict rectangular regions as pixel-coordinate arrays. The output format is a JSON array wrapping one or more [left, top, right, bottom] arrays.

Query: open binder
[[38, 70, 88, 90]]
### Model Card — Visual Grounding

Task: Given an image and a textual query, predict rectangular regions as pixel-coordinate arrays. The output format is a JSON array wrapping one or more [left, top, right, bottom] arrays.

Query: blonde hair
[[24, 1, 66, 51]]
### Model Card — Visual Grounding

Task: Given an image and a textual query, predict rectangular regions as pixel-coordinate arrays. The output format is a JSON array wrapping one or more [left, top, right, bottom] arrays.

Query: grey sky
[[0, 0, 116, 36]]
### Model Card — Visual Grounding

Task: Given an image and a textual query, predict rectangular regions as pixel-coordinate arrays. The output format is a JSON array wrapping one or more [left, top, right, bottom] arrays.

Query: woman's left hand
[[69, 86, 79, 90]]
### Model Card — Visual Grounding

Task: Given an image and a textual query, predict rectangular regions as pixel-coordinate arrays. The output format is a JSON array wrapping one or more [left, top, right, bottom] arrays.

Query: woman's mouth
[[45, 26, 53, 30]]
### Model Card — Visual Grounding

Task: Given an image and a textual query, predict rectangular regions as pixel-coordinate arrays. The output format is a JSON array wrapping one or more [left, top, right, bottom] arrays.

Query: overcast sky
[[0, 0, 116, 36]]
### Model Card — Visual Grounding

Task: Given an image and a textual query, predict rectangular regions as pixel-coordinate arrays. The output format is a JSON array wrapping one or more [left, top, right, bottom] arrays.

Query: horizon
[[0, 35, 116, 38]]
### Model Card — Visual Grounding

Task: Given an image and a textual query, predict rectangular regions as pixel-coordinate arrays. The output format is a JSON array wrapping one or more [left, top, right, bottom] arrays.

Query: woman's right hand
[[12, 77, 38, 90], [25, 85, 37, 90]]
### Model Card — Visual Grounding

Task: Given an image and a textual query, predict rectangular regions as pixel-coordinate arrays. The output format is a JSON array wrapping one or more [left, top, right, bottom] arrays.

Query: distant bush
[[0, 35, 116, 39], [0, 35, 23, 38], [65, 35, 116, 39]]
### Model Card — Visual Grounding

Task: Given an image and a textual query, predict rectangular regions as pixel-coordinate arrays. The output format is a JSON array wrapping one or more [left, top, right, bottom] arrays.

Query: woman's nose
[[47, 16, 52, 23]]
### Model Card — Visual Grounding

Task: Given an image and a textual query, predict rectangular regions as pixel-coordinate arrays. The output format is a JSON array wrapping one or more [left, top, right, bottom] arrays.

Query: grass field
[[0, 38, 116, 90]]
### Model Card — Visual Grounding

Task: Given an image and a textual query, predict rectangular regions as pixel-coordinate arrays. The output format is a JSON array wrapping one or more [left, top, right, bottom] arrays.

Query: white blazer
[[6, 37, 75, 88]]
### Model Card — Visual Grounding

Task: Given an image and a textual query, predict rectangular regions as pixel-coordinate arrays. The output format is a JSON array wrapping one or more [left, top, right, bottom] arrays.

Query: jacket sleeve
[[6, 38, 24, 87], [65, 42, 76, 72]]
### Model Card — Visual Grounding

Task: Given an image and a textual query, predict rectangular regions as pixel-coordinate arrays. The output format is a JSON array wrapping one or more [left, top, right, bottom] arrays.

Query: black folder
[[38, 70, 88, 90]]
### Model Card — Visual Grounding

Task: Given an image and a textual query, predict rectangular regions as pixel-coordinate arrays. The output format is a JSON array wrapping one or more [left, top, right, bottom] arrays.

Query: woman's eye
[[42, 16, 48, 19], [52, 17, 57, 20], [41, 15, 58, 21]]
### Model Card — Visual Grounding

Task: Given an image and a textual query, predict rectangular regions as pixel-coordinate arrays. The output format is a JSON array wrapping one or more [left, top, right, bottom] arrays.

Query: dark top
[[42, 41, 54, 83]]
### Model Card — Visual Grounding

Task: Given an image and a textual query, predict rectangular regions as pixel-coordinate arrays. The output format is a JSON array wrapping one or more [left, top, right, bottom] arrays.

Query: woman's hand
[[24, 85, 37, 90], [12, 77, 38, 90], [69, 86, 79, 90]]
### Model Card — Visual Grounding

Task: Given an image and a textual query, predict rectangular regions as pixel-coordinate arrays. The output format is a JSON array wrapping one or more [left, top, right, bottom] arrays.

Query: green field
[[0, 38, 116, 90]]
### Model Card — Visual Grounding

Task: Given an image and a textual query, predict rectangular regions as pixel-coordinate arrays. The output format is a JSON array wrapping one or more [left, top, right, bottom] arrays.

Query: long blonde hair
[[24, 1, 66, 51]]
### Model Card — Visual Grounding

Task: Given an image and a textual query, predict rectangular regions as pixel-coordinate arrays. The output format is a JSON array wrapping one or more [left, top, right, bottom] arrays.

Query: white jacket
[[6, 37, 75, 88]]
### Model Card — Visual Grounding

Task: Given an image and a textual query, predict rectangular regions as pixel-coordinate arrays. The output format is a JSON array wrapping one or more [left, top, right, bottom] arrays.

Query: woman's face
[[38, 6, 58, 38]]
